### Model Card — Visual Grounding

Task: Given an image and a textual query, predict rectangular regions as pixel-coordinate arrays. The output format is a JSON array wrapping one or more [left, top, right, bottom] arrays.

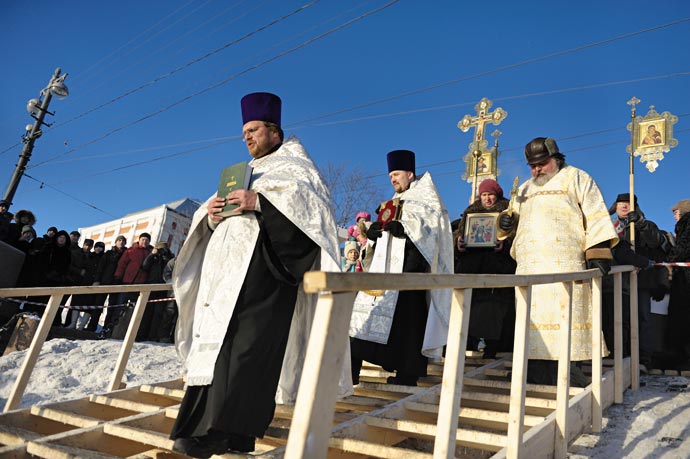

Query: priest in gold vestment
[[498, 137, 617, 385]]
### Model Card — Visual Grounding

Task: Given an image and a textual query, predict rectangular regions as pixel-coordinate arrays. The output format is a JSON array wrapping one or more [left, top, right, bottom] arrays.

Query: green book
[[216, 161, 253, 217]]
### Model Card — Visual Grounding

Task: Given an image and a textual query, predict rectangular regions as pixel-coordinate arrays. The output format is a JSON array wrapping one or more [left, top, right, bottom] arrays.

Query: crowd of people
[[0, 203, 177, 344], [1, 90, 688, 459]]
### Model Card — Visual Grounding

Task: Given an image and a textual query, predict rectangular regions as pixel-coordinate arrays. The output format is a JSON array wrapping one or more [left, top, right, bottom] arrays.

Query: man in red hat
[[453, 179, 516, 358], [349, 149, 453, 387], [498, 137, 617, 386], [170, 92, 351, 457]]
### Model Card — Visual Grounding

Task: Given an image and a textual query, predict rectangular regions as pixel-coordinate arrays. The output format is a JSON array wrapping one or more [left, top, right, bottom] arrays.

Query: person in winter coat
[[93, 235, 127, 332], [137, 242, 174, 341], [665, 200, 690, 370], [453, 179, 516, 358]]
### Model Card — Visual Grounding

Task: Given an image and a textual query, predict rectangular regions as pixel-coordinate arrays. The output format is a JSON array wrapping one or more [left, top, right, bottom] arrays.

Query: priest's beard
[[533, 170, 558, 186]]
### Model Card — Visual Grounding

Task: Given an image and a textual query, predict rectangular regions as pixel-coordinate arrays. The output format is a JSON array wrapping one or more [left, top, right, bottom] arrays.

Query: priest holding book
[[169, 92, 352, 458], [349, 149, 453, 386]]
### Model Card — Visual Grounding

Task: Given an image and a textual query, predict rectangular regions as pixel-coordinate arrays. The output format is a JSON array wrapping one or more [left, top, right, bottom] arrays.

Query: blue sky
[[1, 0, 689, 240]]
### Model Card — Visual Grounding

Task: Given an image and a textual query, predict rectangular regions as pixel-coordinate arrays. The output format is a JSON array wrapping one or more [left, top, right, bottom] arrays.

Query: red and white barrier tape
[[655, 262, 690, 267], [0, 297, 175, 310]]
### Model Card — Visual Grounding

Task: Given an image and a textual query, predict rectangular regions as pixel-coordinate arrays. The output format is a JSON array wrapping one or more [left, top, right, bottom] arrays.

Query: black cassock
[[170, 196, 318, 440], [350, 236, 430, 377]]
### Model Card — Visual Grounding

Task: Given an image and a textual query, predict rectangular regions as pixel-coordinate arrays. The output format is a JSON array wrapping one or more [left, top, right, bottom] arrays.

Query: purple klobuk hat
[[241, 92, 281, 126], [387, 150, 415, 174]]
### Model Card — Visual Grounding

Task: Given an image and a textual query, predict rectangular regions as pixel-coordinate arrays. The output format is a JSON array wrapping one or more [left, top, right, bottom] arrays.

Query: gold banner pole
[[627, 97, 640, 251]]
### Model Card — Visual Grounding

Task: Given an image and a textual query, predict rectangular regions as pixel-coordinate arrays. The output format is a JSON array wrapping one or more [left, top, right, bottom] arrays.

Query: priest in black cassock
[[170, 92, 351, 458], [349, 150, 453, 387]]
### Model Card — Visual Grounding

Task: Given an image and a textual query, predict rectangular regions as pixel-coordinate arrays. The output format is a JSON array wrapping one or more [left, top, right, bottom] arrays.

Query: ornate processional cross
[[457, 97, 508, 201]]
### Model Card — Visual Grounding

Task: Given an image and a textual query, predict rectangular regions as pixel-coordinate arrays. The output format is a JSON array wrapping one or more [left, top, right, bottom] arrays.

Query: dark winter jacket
[[95, 246, 126, 285], [142, 248, 174, 284], [38, 239, 72, 286]]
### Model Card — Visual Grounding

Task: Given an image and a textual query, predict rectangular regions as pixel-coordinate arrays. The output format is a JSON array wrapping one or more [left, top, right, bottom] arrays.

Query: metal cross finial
[[457, 97, 508, 143], [627, 96, 640, 108], [491, 129, 502, 146]]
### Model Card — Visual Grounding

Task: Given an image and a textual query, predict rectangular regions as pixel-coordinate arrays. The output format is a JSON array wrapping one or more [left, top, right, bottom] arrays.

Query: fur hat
[[608, 193, 639, 215], [155, 241, 168, 250], [344, 239, 360, 255], [95, 241, 106, 249], [14, 209, 36, 225], [672, 199, 690, 217], [478, 179, 503, 198], [83, 239, 94, 247], [524, 137, 565, 165], [241, 92, 281, 126]]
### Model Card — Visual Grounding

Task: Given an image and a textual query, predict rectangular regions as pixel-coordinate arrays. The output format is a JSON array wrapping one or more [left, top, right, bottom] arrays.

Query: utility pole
[[3, 67, 69, 209]]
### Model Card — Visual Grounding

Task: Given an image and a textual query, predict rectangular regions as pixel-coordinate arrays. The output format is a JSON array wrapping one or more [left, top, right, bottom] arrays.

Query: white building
[[78, 198, 201, 255]]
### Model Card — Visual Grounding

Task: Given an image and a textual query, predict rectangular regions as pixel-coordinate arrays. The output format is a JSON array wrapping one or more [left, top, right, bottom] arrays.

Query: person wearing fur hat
[[497, 137, 617, 386], [349, 149, 453, 387], [609, 193, 672, 370], [7, 209, 36, 246], [170, 92, 351, 457], [452, 179, 517, 358], [672, 199, 690, 222], [666, 199, 690, 369], [342, 238, 363, 272]]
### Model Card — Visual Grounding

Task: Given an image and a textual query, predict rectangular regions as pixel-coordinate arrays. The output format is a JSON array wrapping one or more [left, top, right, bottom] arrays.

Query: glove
[[587, 259, 611, 276], [498, 213, 514, 231], [386, 221, 405, 238], [627, 210, 646, 226], [366, 221, 383, 240]]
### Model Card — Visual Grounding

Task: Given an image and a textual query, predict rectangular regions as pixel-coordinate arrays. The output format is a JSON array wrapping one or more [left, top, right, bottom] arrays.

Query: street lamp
[[3, 67, 69, 210]]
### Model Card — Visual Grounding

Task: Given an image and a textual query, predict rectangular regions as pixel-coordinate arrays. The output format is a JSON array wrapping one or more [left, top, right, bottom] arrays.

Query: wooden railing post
[[629, 270, 639, 390], [4, 293, 64, 412], [433, 288, 472, 459], [506, 285, 531, 459], [284, 291, 356, 459], [591, 276, 603, 432], [554, 281, 573, 459], [613, 272, 624, 403], [108, 290, 151, 391]]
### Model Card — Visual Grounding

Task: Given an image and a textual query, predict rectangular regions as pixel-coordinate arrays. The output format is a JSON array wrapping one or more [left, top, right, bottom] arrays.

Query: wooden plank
[[329, 437, 432, 459], [28, 407, 100, 428], [103, 424, 172, 451], [0, 444, 31, 458], [4, 294, 63, 413], [88, 395, 163, 414], [433, 288, 471, 459], [404, 402, 544, 428], [591, 276, 603, 432], [365, 416, 506, 453], [613, 272, 624, 403], [0, 424, 41, 446], [108, 290, 151, 391], [0, 284, 169, 298], [137, 386, 184, 401], [27, 441, 121, 459], [303, 271, 598, 294], [629, 271, 639, 390], [31, 398, 137, 422], [506, 285, 530, 459], [284, 291, 356, 459], [463, 377, 584, 397], [554, 281, 573, 459]]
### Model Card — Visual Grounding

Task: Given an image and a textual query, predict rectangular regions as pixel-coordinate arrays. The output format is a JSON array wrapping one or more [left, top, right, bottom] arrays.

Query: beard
[[533, 170, 558, 186]]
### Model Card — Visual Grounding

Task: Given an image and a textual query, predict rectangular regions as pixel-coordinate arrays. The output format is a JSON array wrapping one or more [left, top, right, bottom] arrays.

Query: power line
[[22, 173, 117, 217], [27, 0, 399, 170], [286, 17, 690, 127], [51, 0, 320, 131]]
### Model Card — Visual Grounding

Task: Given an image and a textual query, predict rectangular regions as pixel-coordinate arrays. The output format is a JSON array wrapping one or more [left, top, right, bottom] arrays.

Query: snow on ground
[[0, 338, 184, 411], [1, 339, 689, 458]]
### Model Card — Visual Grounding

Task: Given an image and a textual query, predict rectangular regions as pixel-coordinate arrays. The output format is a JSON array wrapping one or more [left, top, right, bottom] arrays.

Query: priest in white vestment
[[170, 92, 352, 458], [498, 137, 617, 386], [350, 149, 453, 386]]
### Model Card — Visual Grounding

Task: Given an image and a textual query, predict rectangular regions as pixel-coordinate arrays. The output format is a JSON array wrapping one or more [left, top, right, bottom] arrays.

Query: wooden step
[[404, 401, 544, 429], [89, 394, 168, 414], [364, 416, 507, 452], [329, 437, 432, 459]]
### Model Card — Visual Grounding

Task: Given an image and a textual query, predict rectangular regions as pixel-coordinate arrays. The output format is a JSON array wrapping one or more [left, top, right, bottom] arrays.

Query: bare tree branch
[[321, 162, 387, 228]]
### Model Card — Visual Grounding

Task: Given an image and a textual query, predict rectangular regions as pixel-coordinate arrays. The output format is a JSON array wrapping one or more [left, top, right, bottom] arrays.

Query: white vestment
[[511, 165, 617, 360], [173, 136, 353, 402], [349, 172, 454, 360]]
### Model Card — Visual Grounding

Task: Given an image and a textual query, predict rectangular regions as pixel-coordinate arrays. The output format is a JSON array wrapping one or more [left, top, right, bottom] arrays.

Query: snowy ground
[[1, 339, 689, 458], [0, 338, 183, 411]]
